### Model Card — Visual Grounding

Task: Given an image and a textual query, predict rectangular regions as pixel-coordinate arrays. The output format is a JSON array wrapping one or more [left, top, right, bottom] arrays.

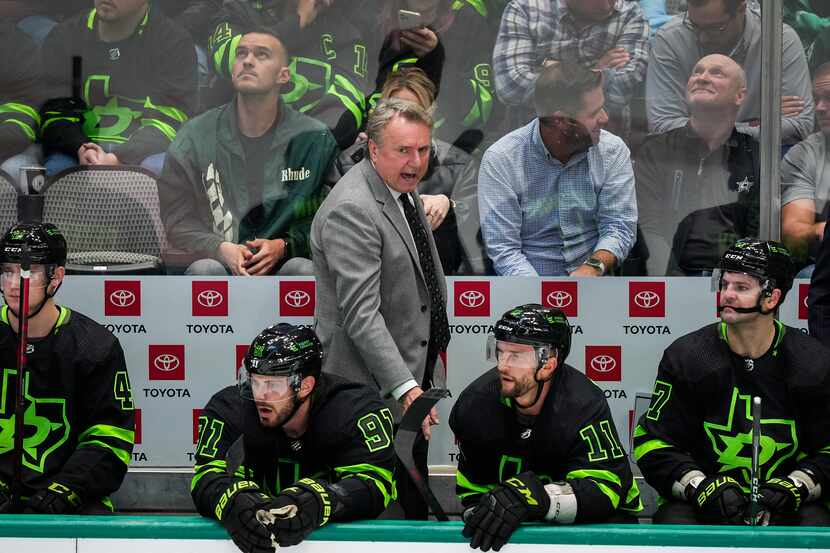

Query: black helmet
[[717, 238, 794, 304], [240, 324, 322, 399], [0, 223, 67, 267], [493, 303, 572, 364]]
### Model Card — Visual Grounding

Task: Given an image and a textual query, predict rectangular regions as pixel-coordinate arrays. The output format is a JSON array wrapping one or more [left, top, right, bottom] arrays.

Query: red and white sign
[[134, 409, 142, 445], [799, 283, 809, 320], [193, 409, 202, 444], [192, 281, 228, 316], [629, 282, 665, 318], [148, 345, 185, 381], [236, 344, 249, 379], [454, 281, 490, 317], [541, 281, 578, 317], [104, 280, 141, 317], [585, 345, 622, 382], [279, 281, 315, 317]]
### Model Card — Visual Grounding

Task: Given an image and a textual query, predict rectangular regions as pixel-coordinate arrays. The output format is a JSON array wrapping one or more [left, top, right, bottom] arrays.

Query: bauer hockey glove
[[215, 481, 277, 553], [463, 471, 551, 552], [689, 474, 748, 524], [24, 482, 82, 514], [260, 478, 333, 547], [758, 477, 808, 513]]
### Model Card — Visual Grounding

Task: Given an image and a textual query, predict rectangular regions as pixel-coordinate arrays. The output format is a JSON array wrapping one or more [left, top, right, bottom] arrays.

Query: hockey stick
[[394, 387, 451, 521], [748, 396, 762, 526], [11, 244, 31, 512]]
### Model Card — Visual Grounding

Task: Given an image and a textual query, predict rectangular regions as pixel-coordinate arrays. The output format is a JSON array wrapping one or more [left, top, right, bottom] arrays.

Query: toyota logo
[[590, 355, 617, 373], [459, 290, 486, 308], [804, 295, 809, 308], [634, 291, 661, 309], [153, 354, 180, 372], [197, 289, 224, 308], [109, 289, 136, 307], [284, 290, 311, 308], [546, 291, 573, 308]]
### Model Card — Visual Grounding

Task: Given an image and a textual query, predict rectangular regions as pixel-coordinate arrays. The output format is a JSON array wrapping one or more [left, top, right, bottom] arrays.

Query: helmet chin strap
[[717, 288, 776, 316]]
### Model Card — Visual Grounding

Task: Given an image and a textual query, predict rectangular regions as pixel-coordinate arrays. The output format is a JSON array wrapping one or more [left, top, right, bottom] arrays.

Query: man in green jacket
[[160, 28, 338, 276]]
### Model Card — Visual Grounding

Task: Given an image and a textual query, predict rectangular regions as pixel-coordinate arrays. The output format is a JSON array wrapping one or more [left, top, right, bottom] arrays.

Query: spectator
[[492, 0, 649, 138], [783, 1, 830, 71], [369, 0, 508, 154], [0, 23, 42, 187], [159, 30, 337, 276], [781, 63, 830, 276], [636, 54, 759, 276], [39, 0, 196, 176], [647, 0, 814, 144], [207, 0, 370, 148], [479, 62, 637, 277], [339, 68, 479, 275]]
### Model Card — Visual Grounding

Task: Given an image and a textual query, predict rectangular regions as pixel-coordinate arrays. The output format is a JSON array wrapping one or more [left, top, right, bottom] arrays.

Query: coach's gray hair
[[366, 98, 433, 146]]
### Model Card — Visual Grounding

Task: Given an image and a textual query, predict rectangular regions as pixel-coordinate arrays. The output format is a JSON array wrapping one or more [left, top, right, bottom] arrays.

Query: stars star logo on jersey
[[736, 176, 754, 193], [0, 368, 70, 473], [703, 387, 797, 484]]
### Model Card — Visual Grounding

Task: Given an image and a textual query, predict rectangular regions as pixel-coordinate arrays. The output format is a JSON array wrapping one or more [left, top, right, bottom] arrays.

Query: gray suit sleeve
[[318, 200, 415, 397], [645, 30, 690, 135]]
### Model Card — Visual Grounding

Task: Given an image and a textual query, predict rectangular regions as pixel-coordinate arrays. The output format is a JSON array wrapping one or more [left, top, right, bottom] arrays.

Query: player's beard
[[500, 372, 537, 400]]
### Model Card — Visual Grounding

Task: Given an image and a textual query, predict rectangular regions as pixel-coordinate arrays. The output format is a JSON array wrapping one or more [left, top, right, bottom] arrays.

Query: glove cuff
[[503, 471, 551, 520], [790, 469, 821, 502], [283, 478, 333, 526], [214, 480, 261, 521]]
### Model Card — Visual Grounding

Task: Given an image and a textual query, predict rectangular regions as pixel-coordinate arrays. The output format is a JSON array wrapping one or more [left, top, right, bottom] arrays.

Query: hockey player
[[450, 304, 641, 552], [0, 223, 136, 514], [192, 323, 396, 552], [634, 239, 830, 525]]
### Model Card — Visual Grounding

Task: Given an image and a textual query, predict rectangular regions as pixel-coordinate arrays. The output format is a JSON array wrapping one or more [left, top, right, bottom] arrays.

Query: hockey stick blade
[[394, 388, 451, 521]]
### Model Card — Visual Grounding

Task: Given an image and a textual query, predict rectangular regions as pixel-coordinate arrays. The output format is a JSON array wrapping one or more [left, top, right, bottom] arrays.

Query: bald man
[[635, 54, 761, 275], [159, 30, 338, 276]]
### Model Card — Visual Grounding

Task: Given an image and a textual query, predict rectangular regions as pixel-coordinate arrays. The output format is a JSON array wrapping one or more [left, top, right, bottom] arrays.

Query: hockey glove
[[216, 481, 276, 553], [24, 482, 82, 514], [259, 478, 332, 547], [689, 474, 748, 524], [0, 479, 11, 513], [758, 477, 808, 513], [462, 471, 551, 552]]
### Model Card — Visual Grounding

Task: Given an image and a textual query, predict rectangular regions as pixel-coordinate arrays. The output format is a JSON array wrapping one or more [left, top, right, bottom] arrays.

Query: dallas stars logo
[[736, 176, 754, 193], [703, 387, 797, 486], [0, 368, 70, 474]]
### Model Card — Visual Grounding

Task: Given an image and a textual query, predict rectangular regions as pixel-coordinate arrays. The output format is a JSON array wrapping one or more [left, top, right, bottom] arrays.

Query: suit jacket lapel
[[359, 160, 426, 283]]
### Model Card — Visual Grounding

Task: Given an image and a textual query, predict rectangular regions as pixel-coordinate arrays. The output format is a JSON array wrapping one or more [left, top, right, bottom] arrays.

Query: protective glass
[[238, 365, 299, 402], [485, 335, 550, 368], [0, 264, 51, 288], [710, 269, 764, 293]]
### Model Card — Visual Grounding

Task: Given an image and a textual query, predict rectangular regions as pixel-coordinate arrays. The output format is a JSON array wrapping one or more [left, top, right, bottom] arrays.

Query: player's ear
[[538, 354, 558, 381], [298, 375, 316, 400], [49, 266, 66, 293]]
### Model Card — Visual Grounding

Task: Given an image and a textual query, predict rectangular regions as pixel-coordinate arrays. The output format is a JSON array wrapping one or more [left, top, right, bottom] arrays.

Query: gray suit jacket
[[311, 158, 448, 411]]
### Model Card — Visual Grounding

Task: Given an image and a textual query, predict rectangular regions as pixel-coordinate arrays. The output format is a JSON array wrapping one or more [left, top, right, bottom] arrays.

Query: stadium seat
[[43, 166, 168, 274], [0, 170, 20, 234]]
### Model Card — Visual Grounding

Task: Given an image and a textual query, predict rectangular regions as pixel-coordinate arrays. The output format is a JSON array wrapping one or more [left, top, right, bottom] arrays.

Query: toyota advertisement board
[[53, 276, 812, 468]]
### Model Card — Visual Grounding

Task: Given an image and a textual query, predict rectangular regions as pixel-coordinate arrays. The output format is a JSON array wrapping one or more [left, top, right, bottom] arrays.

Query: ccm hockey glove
[[463, 471, 551, 552], [689, 474, 748, 524], [758, 477, 808, 513], [259, 478, 333, 547], [215, 481, 276, 553], [24, 482, 82, 514]]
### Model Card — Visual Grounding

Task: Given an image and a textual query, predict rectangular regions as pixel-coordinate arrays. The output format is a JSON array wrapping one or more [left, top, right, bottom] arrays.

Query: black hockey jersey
[[192, 374, 395, 521], [634, 321, 830, 500], [0, 24, 42, 159], [450, 366, 642, 522], [0, 305, 135, 509], [40, 5, 196, 164]]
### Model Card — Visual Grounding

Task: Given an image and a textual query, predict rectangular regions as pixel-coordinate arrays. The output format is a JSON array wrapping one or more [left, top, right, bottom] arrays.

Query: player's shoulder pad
[[546, 363, 611, 419], [780, 324, 830, 388], [660, 323, 726, 381], [55, 307, 120, 356], [449, 368, 508, 444], [310, 374, 387, 431]]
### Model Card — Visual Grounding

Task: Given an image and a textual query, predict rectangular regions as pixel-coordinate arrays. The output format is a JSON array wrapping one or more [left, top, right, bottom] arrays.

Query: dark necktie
[[399, 193, 451, 352]]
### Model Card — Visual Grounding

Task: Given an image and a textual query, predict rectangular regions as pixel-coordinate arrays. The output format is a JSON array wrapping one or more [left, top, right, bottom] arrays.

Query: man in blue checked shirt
[[492, 0, 649, 137], [478, 62, 637, 277]]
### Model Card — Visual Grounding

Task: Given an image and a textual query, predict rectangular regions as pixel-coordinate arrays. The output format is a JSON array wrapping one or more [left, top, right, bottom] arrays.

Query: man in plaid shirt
[[492, 0, 649, 137]]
